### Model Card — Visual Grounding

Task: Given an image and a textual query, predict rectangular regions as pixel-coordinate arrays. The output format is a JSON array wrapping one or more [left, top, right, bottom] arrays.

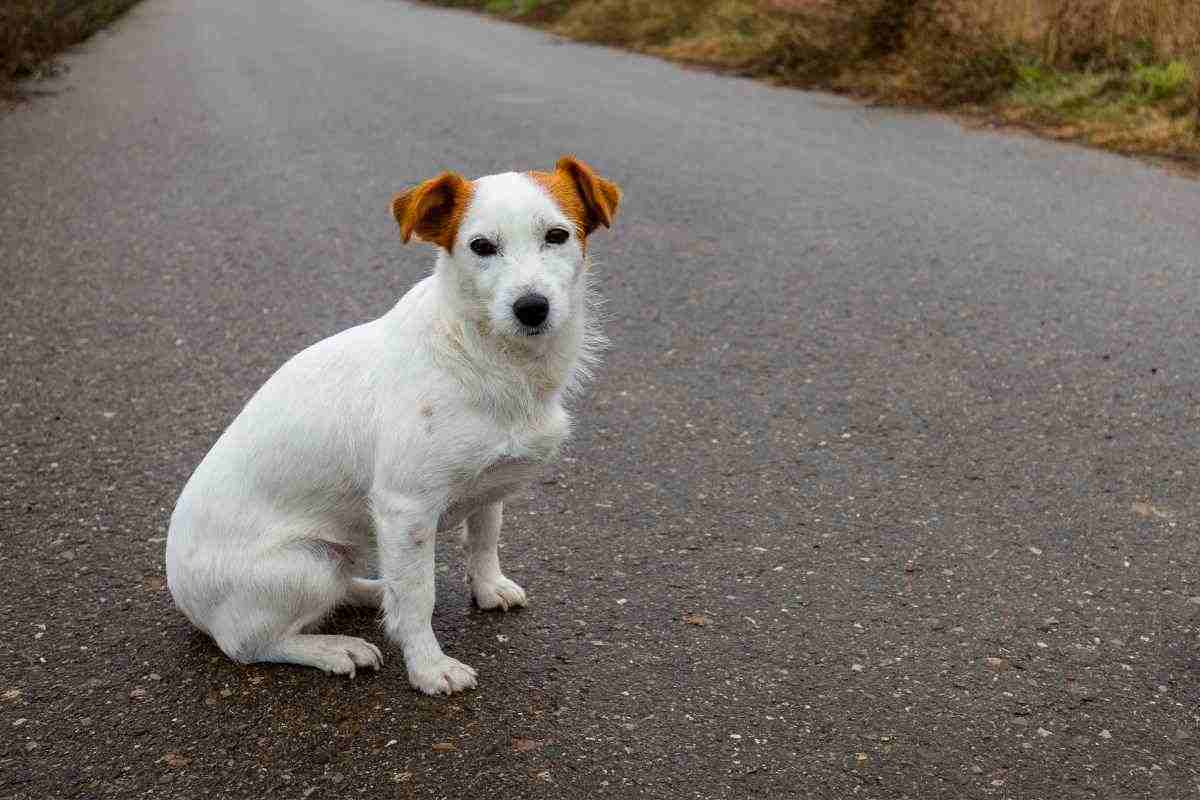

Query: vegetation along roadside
[[2, 0, 143, 96], [427, 0, 1200, 170]]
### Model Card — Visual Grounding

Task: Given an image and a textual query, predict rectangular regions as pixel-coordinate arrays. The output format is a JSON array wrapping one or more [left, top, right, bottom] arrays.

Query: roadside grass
[[424, 0, 1200, 167], [1000, 58, 1197, 157], [2, 0, 142, 93]]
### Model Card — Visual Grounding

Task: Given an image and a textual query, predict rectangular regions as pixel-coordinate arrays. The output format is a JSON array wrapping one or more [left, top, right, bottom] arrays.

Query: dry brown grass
[[434, 0, 1198, 164], [2, 0, 143, 88]]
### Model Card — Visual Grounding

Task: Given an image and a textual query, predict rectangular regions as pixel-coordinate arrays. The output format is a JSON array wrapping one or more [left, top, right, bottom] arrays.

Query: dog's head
[[391, 156, 620, 339]]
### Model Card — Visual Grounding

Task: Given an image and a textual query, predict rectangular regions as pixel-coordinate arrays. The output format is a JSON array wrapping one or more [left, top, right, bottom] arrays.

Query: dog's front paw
[[407, 655, 478, 696], [470, 574, 528, 611]]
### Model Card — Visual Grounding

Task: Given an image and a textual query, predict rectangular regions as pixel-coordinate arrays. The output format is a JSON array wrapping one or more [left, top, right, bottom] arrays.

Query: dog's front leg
[[373, 490, 477, 696], [466, 502, 528, 611]]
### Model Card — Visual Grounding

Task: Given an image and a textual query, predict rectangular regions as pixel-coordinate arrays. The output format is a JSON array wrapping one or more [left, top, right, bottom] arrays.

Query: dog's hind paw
[[407, 655, 478, 696], [470, 574, 528, 611], [257, 634, 383, 679]]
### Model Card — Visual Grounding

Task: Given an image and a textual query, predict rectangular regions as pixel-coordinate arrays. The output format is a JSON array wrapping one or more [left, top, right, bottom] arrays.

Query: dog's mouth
[[517, 323, 550, 337]]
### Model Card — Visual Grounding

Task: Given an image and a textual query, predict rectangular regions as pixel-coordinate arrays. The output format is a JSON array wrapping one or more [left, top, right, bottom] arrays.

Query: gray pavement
[[3, 1, 1200, 797]]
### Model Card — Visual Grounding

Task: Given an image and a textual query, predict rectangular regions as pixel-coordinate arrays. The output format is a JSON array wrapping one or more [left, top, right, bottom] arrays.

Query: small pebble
[[148, 673, 162, 681], [850, 663, 864, 672], [1099, 729, 1112, 740]]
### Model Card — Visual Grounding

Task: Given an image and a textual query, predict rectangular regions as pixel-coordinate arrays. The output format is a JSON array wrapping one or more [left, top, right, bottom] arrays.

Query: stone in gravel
[[1067, 682, 1098, 701], [984, 657, 1008, 671], [1036, 727, 1052, 737], [129, 688, 147, 700], [1188, 596, 1200, 606], [1099, 729, 1112, 739], [512, 738, 544, 752], [58, 550, 75, 561], [25, 741, 38, 751], [148, 673, 162, 681]]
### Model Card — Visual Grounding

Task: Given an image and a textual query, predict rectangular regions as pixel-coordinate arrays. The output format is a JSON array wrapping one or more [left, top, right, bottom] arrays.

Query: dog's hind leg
[[464, 502, 527, 611], [255, 634, 382, 678], [204, 542, 384, 677], [344, 577, 385, 608]]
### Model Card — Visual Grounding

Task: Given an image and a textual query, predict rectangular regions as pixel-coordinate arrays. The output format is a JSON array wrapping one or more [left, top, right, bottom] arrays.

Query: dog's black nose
[[512, 293, 550, 328]]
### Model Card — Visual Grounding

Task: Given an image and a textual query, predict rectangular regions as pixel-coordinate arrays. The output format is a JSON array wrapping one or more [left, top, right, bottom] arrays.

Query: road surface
[[2, 1, 1200, 797]]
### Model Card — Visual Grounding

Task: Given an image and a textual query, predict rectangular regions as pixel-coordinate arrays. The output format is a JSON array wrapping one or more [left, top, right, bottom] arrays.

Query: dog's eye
[[469, 238, 498, 257], [545, 228, 570, 246]]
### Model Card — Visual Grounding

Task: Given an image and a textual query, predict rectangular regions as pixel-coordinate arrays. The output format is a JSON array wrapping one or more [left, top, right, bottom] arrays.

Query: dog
[[166, 156, 620, 695]]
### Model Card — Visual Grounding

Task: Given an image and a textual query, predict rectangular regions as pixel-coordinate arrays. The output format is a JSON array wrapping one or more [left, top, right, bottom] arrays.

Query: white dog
[[166, 156, 620, 695]]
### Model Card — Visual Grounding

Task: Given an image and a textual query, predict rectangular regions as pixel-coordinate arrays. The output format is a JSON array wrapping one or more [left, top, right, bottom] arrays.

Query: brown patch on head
[[391, 172, 473, 252], [419, 403, 434, 418], [529, 156, 621, 242]]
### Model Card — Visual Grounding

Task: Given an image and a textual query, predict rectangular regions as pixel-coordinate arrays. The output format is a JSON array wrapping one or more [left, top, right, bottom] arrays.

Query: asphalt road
[[3, 1, 1200, 797]]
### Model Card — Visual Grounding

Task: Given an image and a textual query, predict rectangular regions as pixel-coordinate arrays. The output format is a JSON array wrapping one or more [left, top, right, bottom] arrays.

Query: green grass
[[1131, 61, 1195, 101], [1012, 59, 1196, 118]]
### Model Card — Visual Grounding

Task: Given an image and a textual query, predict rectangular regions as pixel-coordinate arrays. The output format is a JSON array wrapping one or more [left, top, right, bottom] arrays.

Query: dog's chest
[[437, 409, 569, 530]]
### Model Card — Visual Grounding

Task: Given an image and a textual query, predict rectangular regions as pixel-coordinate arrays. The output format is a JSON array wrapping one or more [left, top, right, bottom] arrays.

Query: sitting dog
[[166, 156, 620, 695]]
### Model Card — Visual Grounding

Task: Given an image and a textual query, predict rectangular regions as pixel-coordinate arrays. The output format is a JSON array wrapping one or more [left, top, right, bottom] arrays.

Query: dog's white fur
[[166, 158, 619, 695]]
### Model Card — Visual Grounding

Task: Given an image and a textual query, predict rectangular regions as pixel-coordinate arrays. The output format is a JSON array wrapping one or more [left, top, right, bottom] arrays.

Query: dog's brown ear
[[555, 156, 621, 235], [391, 172, 472, 251]]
